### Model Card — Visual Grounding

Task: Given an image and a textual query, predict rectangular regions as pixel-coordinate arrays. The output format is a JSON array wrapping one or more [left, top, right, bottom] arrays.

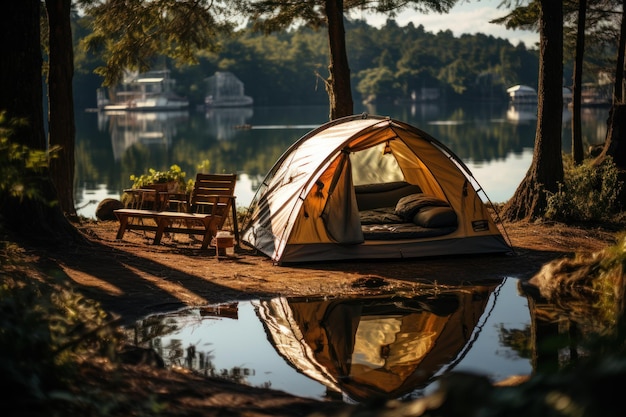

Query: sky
[[358, 0, 539, 47]]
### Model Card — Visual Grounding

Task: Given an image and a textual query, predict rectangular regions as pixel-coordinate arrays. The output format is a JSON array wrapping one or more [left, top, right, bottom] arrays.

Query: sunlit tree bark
[[502, 0, 564, 221], [594, 0, 626, 169], [571, 0, 587, 166], [0, 0, 79, 241], [325, 0, 353, 119], [47, 0, 77, 217]]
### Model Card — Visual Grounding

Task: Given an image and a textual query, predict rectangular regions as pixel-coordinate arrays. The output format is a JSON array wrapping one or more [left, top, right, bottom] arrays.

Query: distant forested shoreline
[[73, 16, 562, 110]]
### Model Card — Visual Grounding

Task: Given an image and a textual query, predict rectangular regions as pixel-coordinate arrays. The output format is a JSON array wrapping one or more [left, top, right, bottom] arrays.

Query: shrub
[[124, 165, 193, 207], [546, 157, 623, 222], [0, 113, 57, 206], [0, 269, 121, 412], [129, 164, 188, 191]]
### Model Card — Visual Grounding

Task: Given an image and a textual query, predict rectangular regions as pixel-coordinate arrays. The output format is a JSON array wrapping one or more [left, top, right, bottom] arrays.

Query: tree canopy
[[79, 0, 234, 86], [232, 0, 458, 118], [73, 16, 542, 109]]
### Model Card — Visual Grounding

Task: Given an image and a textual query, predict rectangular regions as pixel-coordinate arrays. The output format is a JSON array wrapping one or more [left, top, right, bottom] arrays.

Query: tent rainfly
[[241, 114, 512, 264]]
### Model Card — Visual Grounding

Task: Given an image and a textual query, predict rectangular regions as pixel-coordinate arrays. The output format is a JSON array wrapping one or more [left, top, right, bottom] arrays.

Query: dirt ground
[[53, 219, 617, 325], [25, 218, 621, 416]]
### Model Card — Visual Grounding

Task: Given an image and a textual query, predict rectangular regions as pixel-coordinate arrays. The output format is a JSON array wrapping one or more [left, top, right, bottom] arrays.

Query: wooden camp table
[[123, 188, 182, 212]]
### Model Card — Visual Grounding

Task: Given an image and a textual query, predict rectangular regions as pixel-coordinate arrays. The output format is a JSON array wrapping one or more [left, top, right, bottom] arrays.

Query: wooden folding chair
[[153, 173, 239, 248], [115, 173, 238, 249]]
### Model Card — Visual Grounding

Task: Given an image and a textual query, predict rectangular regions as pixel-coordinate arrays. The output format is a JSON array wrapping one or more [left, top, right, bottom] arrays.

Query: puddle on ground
[[125, 277, 532, 402]]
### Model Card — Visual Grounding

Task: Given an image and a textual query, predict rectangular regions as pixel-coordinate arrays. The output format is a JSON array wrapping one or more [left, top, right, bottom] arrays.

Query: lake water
[[84, 102, 609, 402], [126, 277, 533, 402], [75, 102, 609, 219]]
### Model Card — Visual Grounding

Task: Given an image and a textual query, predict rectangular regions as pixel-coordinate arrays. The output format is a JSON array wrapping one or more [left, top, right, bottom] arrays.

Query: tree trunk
[[324, 0, 353, 120], [502, 0, 564, 221], [0, 0, 81, 243], [613, 0, 626, 105], [593, 0, 626, 170], [0, 0, 46, 150], [571, 0, 586, 165], [527, 296, 561, 374], [595, 104, 626, 168], [47, 0, 77, 217]]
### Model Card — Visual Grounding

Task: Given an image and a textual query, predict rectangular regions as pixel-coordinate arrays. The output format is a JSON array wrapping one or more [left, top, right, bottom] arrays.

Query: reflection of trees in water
[[75, 115, 121, 190], [74, 104, 609, 204], [126, 314, 179, 346], [125, 308, 259, 386], [116, 114, 307, 180], [498, 324, 532, 360], [516, 237, 626, 374], [429, 119, 535, 163], [166, 338, 256, 384], [104, 111, 189, 161], [205, 108, 254, 141], [75, 140, 105, 188]]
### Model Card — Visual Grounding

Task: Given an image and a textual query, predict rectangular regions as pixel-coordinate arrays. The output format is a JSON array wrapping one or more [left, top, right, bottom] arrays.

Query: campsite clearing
[[55, 218, 617, 325]]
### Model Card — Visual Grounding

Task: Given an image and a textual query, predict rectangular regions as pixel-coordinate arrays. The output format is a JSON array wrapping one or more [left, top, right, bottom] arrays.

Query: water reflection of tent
[[256, 283, 500, 402]]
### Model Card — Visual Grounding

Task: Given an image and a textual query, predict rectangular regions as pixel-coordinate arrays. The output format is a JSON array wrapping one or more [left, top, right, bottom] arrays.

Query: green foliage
[[438, 59, 472, 94], [356, 66, 401, 100], [235, 0, 458, 34], [0, 113, 58, 207], [546, 157, 623, 222], [0, 235, 185, 415], [74, 6, 541, 108], [592, 233, 626, 328], [498, 323, 533, 359], [129, 164, 188, 191], [79, 0, 234, 86], [489, 1, 540, 30], [0, 262, 120, 410], [196, 159, 211, 174]]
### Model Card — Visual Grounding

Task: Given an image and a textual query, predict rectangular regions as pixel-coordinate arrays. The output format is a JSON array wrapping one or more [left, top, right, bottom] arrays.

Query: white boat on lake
[[97, 69, 189, 111], [205, 71, 253, 108], [506, 84, 537, 104]]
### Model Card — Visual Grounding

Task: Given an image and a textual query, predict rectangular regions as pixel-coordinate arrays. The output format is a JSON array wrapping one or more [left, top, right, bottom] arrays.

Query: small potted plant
[[129, 164, 187, 193], [123, 165, 190, 209]]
